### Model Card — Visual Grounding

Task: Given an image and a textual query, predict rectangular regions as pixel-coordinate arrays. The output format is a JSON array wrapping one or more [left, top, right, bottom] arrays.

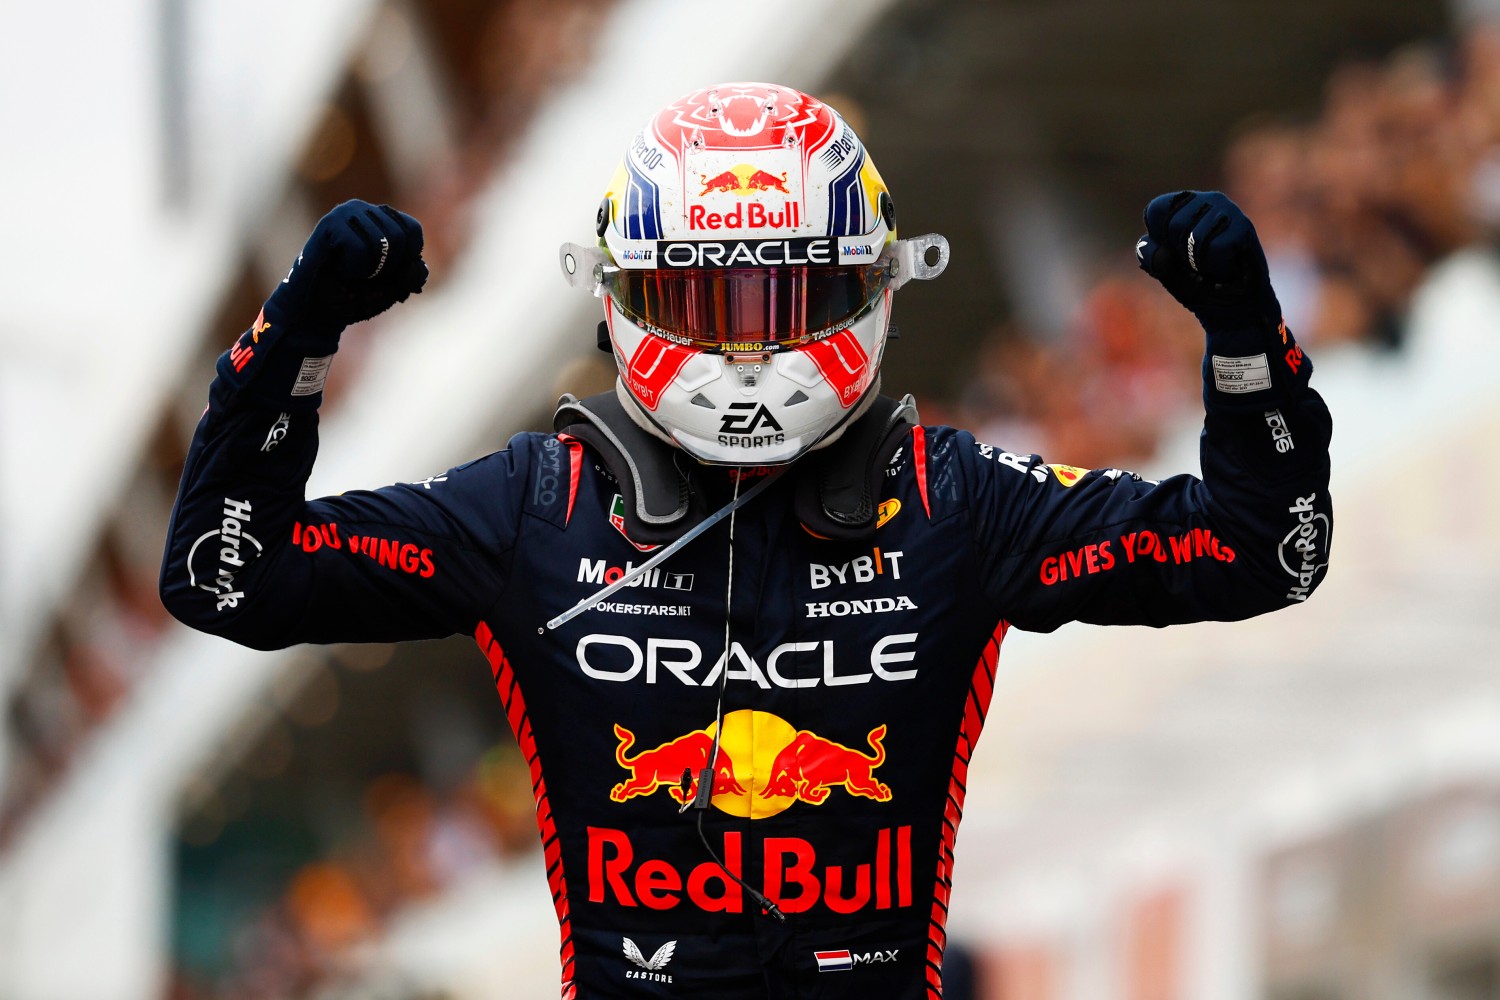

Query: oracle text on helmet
[[656, 237, 835, 269]]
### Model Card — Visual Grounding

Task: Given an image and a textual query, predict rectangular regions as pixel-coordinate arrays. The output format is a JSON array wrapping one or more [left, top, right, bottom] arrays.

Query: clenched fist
[[1135, 190, 1315, 411], [219, 201, 428, 404], [1135, 190, 1279, 329], [273, 200, 429, 335]]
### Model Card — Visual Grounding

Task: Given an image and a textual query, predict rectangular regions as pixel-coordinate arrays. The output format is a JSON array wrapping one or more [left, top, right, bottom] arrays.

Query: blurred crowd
[[3, 3, 613, 996], [7, 9, 1500, 1000], [171, 749, 539, 1000], [0, 0, 611, 850], [938, 23, 1500, 470]]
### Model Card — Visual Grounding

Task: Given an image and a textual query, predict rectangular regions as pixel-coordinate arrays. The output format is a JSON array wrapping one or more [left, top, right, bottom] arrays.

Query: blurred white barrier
[[0, 0, 898, 997], [0, 0, 377, 702]]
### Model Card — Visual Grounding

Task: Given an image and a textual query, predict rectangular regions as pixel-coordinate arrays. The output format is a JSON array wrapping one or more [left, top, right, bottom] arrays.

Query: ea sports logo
[[719, 403, 782, 435]]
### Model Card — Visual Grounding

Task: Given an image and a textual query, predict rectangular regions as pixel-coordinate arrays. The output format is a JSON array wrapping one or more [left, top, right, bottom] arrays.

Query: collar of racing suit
[[552, 389, 919, 545]]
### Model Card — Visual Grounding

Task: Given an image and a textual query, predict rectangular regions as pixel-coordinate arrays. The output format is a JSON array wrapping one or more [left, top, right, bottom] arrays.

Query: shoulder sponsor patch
[[1211, 354, 1272, 394], [1048, 464, 1087, 486], [1264, 409, 1295, 452], [610, 494, 660, 552], [976, 442, 1048, 482], [259, 412, 291, 452]]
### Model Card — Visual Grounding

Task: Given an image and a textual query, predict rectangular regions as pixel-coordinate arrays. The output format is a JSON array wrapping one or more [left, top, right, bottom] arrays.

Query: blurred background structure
[[2, 0, 1499, 997]]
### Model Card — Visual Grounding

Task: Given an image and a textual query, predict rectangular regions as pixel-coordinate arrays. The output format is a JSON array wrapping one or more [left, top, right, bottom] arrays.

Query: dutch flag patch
[[815, 950, 853, 973]]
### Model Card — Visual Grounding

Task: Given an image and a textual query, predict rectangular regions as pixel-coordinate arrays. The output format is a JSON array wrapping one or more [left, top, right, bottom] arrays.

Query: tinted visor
[[603, 264, 891, 347]]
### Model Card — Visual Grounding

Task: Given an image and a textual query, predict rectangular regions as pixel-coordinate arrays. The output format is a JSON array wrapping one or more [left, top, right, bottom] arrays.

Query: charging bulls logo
[[762, 725, 891, 804], [610, 724, 746, 805], [700, 165, 792, 196], [609, 710, 891, 818]]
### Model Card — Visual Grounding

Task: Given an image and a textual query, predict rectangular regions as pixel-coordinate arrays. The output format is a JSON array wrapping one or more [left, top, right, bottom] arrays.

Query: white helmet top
[[561, 82, 948, 466]]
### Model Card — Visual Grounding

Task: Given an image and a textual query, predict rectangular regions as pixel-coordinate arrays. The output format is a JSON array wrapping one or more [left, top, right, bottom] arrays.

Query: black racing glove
[[216, 200, 428, 406], [1136, 191, 1310, 411]]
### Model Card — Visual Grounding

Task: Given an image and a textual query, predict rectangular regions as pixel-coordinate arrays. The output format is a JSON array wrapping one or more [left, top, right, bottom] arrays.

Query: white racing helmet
[[561, 82, 948, 465]]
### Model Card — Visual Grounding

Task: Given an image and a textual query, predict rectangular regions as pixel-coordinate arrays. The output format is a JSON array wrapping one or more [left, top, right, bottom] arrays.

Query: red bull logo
[[698, 164, 791, 197], [747, 169, 791, 193], [599, 711, 908, 915], [230, 337, 254, 373], [687, 201, 800, 231], [761, 724, 891, 804], [689, 163, 802, 231], [587, 824, 913, 914], [251, 309, 270, 342], [609, 724, 746, 805], [609, 710, 891, 819], [700, 169, 740, 195]]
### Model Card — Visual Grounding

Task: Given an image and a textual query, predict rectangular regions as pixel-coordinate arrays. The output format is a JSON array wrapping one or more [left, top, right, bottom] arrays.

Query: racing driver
[[161, 82, 1333, 999]]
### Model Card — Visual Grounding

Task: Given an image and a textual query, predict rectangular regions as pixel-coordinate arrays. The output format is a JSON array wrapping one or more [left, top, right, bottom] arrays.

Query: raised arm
[[968, 191, 1332, 631], [159, 202, 518, 650]]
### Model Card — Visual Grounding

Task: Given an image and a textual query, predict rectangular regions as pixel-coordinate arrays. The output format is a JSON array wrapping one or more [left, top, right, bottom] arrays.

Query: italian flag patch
[[609, 494, 659, 552]]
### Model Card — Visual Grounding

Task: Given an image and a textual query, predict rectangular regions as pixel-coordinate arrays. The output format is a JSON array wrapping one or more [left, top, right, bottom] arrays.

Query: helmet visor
[[603, 263, 892, 347]]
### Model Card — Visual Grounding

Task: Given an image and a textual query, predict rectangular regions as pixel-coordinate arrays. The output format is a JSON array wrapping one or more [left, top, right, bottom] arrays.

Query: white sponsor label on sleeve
[[290, 355, 334, 397], [1211, 354, 1272, 394]]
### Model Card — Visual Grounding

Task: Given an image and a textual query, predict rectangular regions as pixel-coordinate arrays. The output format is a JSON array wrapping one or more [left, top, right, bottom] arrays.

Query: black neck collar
[[553, 391, 919, 544]]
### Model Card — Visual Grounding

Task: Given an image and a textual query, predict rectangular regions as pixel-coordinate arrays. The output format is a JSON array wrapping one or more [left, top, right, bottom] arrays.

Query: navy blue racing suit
[[161, 319, 1331, 998]]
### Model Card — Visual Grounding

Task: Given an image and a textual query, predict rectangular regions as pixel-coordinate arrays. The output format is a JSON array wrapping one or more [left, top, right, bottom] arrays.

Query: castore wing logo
[[624, 937, 676, 971]]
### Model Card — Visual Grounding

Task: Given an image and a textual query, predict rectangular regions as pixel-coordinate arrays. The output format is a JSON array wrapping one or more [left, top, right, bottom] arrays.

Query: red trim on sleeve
[[912, 426, 931, 519]]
